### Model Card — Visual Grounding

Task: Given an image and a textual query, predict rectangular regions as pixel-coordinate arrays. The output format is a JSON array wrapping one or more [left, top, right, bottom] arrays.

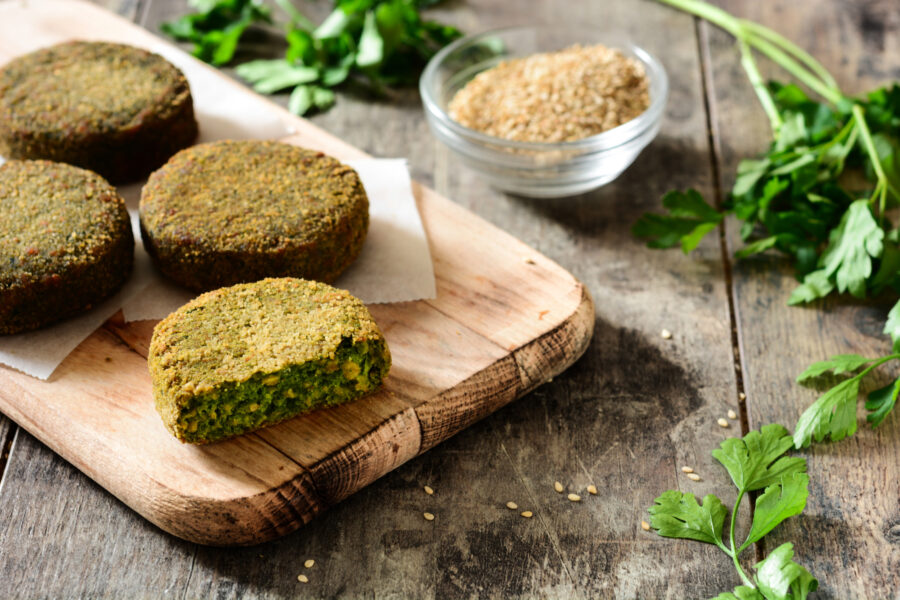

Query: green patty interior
[[175, 338, 388, 443]]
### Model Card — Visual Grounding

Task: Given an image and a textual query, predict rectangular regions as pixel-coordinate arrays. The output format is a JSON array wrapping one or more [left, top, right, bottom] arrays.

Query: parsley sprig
[[162, 0, 462, 114], [792, 353, 900, 447], [161, 0, 273, 66], [648, 425, 817, 599], [633, 0, 900, 444]]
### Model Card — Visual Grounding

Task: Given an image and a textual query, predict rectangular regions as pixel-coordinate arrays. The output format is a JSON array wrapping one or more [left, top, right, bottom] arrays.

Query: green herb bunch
[[162, 0, 462, 114], [633, 0, 900, 447], [648, 425, 817, 599]]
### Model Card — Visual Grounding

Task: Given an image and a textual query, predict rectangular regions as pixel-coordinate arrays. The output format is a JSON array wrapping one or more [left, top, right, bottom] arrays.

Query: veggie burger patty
[[0, 41, 198, 183], [148, 277, 391, 444], [139, 140, 369, 291], [0, 160, 133, 335]]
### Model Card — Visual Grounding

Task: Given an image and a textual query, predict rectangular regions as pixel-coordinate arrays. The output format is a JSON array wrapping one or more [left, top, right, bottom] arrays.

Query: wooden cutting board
[[0, 0, 594, 546]]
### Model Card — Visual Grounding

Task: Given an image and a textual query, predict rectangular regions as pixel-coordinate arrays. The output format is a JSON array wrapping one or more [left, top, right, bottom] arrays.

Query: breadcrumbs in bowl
[[448, 44, 650, 144], [420, 27, 668, 198]]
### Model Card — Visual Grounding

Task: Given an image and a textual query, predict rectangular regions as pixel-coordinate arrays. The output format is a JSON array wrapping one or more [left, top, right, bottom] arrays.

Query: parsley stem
[[851, 103, 896, 217], [741, 32, 843, 106], [729, 489, 754, 588], [853, 104, 888, 184], [273, 0, 315, 31], [856, 354, 900, 380], [657, 0, 743, 37], [657, 0, 843, 106], [739, 21, 839, 92], [739, 39, 782, 134]]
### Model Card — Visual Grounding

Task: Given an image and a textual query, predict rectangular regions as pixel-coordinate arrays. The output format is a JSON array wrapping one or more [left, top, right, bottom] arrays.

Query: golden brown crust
[[0, 160, 133, 334], [148, 278, 390, 443], [0, 41, 198, 182], [139, 140, 368, 291]]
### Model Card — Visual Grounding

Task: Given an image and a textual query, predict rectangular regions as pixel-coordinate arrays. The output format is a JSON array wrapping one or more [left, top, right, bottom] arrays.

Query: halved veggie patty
[[148, 278, 391, 444]]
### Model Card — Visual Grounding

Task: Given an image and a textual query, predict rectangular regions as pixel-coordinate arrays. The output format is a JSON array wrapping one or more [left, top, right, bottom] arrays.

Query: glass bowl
[[419, 26, 668, 198]]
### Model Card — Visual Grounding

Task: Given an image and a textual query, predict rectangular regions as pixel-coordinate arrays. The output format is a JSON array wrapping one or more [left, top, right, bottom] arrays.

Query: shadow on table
[[179, 312, 711, 597], [505, 133, 717, 233]]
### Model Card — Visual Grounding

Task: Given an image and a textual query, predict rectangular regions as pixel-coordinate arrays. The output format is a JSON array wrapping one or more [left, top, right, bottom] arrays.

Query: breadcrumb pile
[[449, 44, 650, 143]]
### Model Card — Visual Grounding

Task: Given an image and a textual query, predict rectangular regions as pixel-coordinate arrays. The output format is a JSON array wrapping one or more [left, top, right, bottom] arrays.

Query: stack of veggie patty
[[0, 160, 133, 335], [0, 41, 197, 183], [139, 140, 369, 291], [149, 277, 391, 444]]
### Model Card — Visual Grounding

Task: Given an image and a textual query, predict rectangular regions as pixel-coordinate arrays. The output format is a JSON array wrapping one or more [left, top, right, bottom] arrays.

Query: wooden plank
[[0, 0, 592, 550], [703, 1, 900, 596], [0, 429, 199, 599], [425, 0, 747, 597]]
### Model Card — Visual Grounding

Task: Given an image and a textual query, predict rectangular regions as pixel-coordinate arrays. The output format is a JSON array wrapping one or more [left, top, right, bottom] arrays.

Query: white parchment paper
[[0, 42, 435, 379]]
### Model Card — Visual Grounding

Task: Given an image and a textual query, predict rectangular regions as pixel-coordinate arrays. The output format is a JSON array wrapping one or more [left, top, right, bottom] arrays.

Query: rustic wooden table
[[0, 0, 898, 597]]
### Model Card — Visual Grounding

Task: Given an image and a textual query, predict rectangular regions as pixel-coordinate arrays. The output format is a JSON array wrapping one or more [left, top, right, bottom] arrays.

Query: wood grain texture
[[430, 0, 750, 596], [0, 0, 592, 548], [9, 0, 890, 597], [703, 1, 900, 597]]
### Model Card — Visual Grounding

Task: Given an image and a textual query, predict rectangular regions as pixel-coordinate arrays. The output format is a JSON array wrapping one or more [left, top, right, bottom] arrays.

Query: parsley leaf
[[882, 299, 900, 351], [711, 588, 765, 600], [743, 473, 809, 548], [647, 491, 728, 551], [711, 424, 806, 492], [795, 354, 873, 381], [754, 543, 818, 600], [794, 200, 884, 301], [160, 0, 272, 65], [795, 350, 900, 446], [163, 0, 462, 114], [638, 0, 900, 446], [631, 189, 723, 253], [794, 377, 860, 447], [234, 59, 318, 94], [865, 377, 900, 426], [787, 269, 834, 305]]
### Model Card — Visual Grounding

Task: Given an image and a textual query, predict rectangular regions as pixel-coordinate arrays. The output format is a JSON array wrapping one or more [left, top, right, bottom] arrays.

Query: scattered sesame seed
[[641, 520, 651, 531], [739, 392, 746, 400], [687, 473, 702, 481], [304, 559, 315, 569], [554, 481, 564, 493], [423, 512, 435, 521], [660, 329, 673, 339], [567, 493, 581, 502], [587, 485, 598, 495], [524, 257, 536, 265], [506, 501, 518, 510], [424, 485, 434, 495], [717, 418, 729, 428], [297, 574, 308, 583], [727, 409, 738, 420], [681, 466, 694, 473], [521, 511, 533, 518]]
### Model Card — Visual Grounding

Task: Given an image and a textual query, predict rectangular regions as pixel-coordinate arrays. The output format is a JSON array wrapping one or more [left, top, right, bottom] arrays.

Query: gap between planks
[[694, 17, 760, 563]]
